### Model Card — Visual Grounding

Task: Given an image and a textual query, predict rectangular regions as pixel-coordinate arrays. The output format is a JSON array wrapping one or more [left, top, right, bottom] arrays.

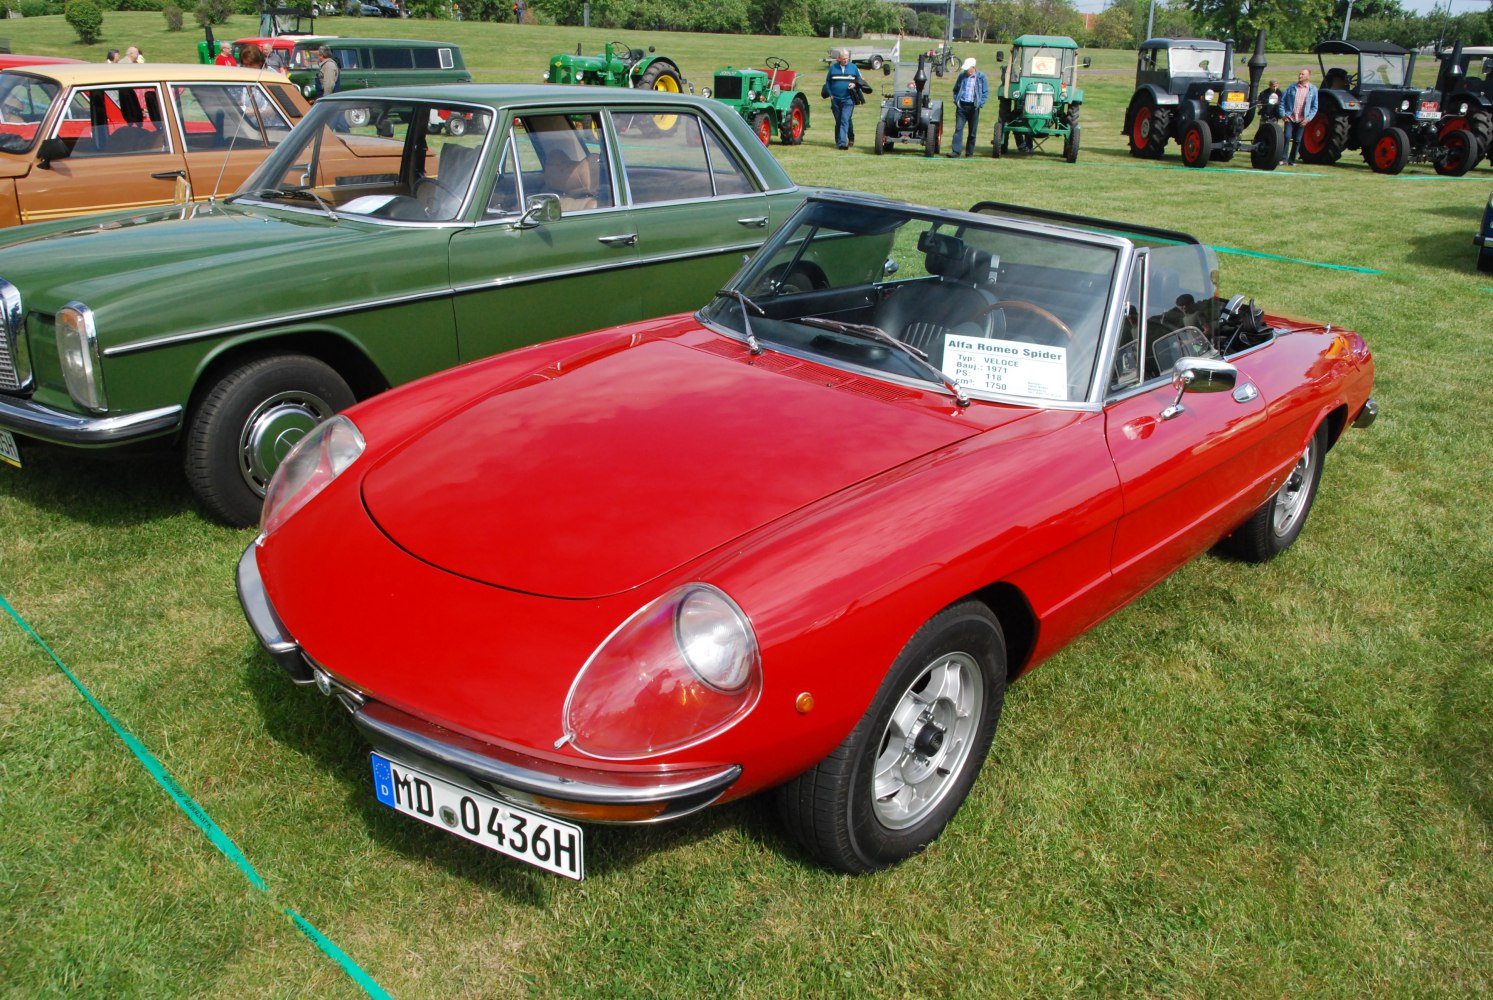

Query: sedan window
[[173, 83, 293, 151], [611, 111, 752, 203], [504, 112, 614, 213], [60, 86, 169, 158], [0, 73, 60, 152]]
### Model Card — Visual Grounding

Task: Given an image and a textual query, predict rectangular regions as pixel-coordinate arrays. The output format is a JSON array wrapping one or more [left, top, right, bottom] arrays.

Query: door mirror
[[1082, 56, 1092, 69], [36, 137, 70, 166], [516, 192, 561, 229], [1161, 356, 1238, 420]]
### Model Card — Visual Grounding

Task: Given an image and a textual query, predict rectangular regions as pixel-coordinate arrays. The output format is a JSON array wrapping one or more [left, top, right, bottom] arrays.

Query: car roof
[[1315, 40, 1408, 56], [1013, 35, 1079, 49], [1442, 46, 1493, 57], [0, 63, 294, 86], [323, 82, 717, 108], [1140, 38, 1227, 52]]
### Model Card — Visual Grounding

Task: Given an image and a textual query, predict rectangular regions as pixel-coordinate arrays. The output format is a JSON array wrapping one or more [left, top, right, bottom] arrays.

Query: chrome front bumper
[[1352, 397, 1378, 429], [235, 542, 741, 824], [0, 394, 182, 446]]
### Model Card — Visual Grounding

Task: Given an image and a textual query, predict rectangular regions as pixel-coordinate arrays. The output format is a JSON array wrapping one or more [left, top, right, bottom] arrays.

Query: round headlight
[[260, 414, 364, 535], [676, 587, 754, 692]]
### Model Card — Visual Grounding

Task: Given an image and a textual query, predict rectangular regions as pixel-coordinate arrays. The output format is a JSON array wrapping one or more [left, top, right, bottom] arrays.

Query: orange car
[[0, 63, 312, 227]]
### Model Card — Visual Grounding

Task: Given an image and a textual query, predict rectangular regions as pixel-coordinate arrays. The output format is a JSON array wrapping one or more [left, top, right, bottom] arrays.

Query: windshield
[[1360, 52, 1407, 87], [1168, 46, 1225, 79], [699, 201, 1121, 405], [235, 97, 492, 223], [0, 72, 62, 154], [1018, 47, 1072, 79]]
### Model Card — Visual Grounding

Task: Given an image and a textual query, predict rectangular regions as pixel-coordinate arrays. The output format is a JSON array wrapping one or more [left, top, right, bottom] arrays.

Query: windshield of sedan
[[0, 72, 62, 153], [235, 98, 492, 223], [700, 200, 1122, 405]]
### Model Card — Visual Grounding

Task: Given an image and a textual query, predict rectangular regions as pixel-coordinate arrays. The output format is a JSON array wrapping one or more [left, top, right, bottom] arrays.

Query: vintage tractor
[[990, 34, 1088, 163], [1434, 43, 1492, 170], [544, 40, 685, 94], [1122, 32, 1282, 170], [704, 57, 810, 146], [1302, 40, 1479, 176], [874, 53, 943, 156]]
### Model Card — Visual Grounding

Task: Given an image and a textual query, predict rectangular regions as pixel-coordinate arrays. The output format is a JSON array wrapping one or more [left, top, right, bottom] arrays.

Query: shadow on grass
[[0, 441, 198, 527], [240, 646, 804, 896], [1435, 652, 1493, 831]]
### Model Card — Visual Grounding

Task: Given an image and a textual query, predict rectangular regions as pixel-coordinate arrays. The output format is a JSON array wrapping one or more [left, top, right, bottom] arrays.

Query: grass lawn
[[2, 14, 1491, 1000]]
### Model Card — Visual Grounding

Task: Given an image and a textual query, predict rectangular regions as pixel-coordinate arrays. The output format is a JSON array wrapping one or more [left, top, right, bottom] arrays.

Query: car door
[[170, 80, 296, 202], [448, 107, 642, 363], [1103, 248, 1274, 594], [17, 84, 188, 223], [606, 106, 779, 318]]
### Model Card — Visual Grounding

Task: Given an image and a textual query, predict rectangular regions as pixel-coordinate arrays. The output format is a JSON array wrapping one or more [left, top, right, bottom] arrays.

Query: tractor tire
[[780, 95, 808, 145], [1127, 101, 1170, 159], [1250, 122, 1283, 170], [1064, 126, 1080, 163], [1301, 109, 1349, 165], [874, 118, 887, 155], [747, 111, 772, 146], [1434, 127, 1480, 176], [924, 120, 941, 157], [1180, 119, 1212, 168], [635, 62, 682, 93], [1367, 127, 1409, 174], [444, 114, 467, 137], [991, 115, 1003, 158]]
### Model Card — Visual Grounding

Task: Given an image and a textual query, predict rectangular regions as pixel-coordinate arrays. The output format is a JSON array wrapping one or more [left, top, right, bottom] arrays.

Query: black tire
[[1064, 125, 1080, 163], [781, 95, 809, 145], [991, 113, 1003, 158], [635, 62, 682, 94], [1300, 109, 1348, 165], [777, 601, 1007, 873], [869, 55, 884, 71], [874, 118, 887, 154], [1127, 100, 1170, 159], [924, 120, 940, 157], [1219, 424, 1327, 563], [1434, 127, 1479, 177], [184, 355, 355, 527], [1251, 121, 1283, 170], [1367, 126, 1409, 174], [1180, 118, 1212, 168]]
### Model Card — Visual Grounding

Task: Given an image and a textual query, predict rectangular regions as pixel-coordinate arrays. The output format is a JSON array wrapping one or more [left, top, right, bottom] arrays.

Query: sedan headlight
[[259, 414, 364, 535], [56, 302, 106, 412], [563, 584, 762, 760]]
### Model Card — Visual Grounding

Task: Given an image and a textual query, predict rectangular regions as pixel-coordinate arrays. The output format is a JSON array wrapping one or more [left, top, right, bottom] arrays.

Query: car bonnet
[[360, 336, 981, 600]]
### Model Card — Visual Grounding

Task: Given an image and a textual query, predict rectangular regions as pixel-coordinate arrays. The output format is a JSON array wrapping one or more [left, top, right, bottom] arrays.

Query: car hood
[[361, 335, 981, 599]]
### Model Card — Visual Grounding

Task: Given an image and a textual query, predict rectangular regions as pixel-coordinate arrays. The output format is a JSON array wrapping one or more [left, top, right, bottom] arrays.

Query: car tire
[[870, 55, 884, 71], [185, 355, 355, 527], [1181, 118, 1212, 167], [445, 114, 467, 137], [1434, 127, 1479, 176], [344, 106, 372, 128], [1367, 126, 1409, 174], [1219, 424, 1327, 563], [874, 118, 887, 155], [1251, 121, 1283, 170], [781, 95, 808, 145], [777, 601, 1006, 874]]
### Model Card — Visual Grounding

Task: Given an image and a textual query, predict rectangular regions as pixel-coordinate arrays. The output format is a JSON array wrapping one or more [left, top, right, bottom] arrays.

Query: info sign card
[[943, 336, 1068, 400]]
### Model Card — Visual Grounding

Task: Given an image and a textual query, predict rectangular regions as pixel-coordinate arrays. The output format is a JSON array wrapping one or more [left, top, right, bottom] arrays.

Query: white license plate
[[371, 753, 584, 880], [0, 430, 19, 469], [1223, 101, 1250, 111], [1417, 110, 1442, 120]]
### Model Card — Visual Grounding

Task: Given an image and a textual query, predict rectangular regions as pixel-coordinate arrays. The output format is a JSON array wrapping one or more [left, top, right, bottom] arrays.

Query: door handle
[[736, 216, 769, 228], [597, 233, 637, 247]]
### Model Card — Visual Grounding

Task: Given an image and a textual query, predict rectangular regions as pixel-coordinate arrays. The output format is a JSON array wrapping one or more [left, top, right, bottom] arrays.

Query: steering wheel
[[765, 56, 790, 71], [975, 300, 1073, 340], [415, 175, 461, 218]]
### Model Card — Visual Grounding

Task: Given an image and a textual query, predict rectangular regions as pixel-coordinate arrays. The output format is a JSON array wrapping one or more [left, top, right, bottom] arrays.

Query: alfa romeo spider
[[238, 194, 1376, 879]]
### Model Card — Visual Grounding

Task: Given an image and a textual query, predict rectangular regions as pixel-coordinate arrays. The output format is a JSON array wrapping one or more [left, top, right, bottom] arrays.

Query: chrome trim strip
[[0, 396, 181, 444], [235, 542, 316, 683], [450, 242, 766, 297]]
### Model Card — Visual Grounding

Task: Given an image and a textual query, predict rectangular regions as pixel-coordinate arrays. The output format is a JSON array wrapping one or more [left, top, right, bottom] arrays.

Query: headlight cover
[[259, 414, 364, 536], [563, 584, 762, 760], [56, 302, 106, 412]]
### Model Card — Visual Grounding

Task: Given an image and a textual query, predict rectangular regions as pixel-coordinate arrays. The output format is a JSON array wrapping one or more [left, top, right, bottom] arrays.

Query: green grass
[[3, 15, 1492, 1000]]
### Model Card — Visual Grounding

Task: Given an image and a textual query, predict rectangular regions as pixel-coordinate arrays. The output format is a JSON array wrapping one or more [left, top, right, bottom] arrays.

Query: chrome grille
[[1024, 91, 1054, 116], [0, 280, 20, 391]]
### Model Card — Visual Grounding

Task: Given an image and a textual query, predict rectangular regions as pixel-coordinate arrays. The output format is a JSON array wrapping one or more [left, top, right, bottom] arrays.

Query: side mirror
[[1161, 356, 1238, 420], [883, 257, 899, 276], [1082, 56, 1092, 69], [996, 52, 1005, 64], [376, 118, 394, 138], [36, 137, 70, 167], [516, 192, 561, 229]]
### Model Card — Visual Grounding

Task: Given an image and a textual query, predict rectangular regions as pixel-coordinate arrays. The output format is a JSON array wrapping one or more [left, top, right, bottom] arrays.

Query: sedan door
[[170, 81, 296, 202]]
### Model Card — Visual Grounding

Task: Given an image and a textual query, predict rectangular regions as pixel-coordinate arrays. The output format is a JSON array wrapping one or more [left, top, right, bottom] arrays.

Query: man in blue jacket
[[1280, 68, 1319, 166], [948, 57, 988, 158], [824, 49, 869, 150]]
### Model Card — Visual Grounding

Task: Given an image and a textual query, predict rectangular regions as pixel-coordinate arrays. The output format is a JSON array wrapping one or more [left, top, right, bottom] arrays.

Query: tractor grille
[[713, 75, 743, 100], [1024, 91, 1054, 116]]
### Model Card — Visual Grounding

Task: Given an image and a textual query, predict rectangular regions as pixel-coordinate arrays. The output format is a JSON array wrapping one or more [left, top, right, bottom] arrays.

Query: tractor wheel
[[1127, 101, 1170, 159], [747, 111, 772, 146], [1063, 126, 1080, 163], [444, 114, 467, 137], [874, 118, 887, 155], [1250, 122, 1283, 170], [991, 116, 1003, 158], [780, 96, 808, 145], [1434, 127, 1480, 176], [636, 62, 682, 93], [924, 120, 941, 157], [1180, 119, 1212, 168], [1368, 127, 1409, 174], [1301, 109, 1349, 165]]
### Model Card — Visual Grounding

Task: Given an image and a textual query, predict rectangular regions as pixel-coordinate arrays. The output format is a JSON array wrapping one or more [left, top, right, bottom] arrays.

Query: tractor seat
[[767, 68, 799, 91], [1322, 68, 1350, 91]]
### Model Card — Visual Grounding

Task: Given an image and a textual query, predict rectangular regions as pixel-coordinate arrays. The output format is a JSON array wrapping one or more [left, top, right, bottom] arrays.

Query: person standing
[[214, 42, 237, 67], [1279, 68, 1318, 166], [947, 57, 988, 158], [105, 49, 121, 64], [1258, 79, 1282, 123], [823, 49, 868, 150], [125, 46, 145, 64], [316, 45, 341, 100]]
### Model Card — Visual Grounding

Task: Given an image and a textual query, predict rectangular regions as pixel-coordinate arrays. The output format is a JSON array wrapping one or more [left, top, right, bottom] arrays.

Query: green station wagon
[[0, 85, 805, 525], [284, 37, 471, 109]]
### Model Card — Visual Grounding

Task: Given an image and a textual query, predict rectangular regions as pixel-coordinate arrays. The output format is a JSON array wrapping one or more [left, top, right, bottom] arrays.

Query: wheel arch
[[184, 329, 389, 428], [964, 581, 1039, 682]]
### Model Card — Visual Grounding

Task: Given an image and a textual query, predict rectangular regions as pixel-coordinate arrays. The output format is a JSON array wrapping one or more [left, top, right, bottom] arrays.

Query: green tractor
[[703, 57, 810, 146], [544, 39, 686, 95], [992, 35, 1088, 162]]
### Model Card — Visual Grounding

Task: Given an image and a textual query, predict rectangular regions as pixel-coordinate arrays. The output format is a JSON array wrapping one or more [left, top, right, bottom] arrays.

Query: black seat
[[875, 232, 997, 368]]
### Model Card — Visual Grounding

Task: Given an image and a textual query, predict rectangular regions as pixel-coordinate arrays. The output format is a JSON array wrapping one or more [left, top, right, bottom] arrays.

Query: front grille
[[713, 75, 742, 100], [0, 280, 22, 391], [1024, 92, 1053, 116]]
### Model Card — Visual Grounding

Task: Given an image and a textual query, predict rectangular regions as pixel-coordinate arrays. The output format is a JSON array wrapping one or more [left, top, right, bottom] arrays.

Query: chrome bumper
[[0, 394, 181, 446], [235, 542, 741, 824], [1352, 397, 1378, 429]]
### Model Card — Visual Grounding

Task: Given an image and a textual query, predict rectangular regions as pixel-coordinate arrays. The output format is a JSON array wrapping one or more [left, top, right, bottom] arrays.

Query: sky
[[1066, 0, 1488, 15]]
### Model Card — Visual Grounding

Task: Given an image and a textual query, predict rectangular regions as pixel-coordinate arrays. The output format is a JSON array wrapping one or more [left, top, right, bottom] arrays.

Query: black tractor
[[1434, 42, 1492, 170], [1301, 39, 1481, 176], [874, 53, 943, 156], [1122, 32, 1281, 170]]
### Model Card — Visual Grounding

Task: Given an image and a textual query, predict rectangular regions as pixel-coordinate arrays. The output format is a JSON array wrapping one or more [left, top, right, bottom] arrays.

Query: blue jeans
[[832, 96, 855, 147], [1282, 120, 1305, 163], [951, 101, 980, 155]]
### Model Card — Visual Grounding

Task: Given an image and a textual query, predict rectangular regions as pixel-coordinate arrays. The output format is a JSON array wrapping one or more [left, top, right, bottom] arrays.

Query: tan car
[[0, 63, 313, 227]]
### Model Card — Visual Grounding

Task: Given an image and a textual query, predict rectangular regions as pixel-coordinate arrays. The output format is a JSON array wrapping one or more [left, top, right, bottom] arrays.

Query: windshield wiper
[[244, 186, 337, 220], [713, 288, 765, 355], [798, 316, 969, 408]]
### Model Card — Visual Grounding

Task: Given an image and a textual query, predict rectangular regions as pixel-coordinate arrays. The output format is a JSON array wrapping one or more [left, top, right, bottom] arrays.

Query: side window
[[611, 111, 731, 203], [507, 112, 613, 213], [264, 83, 304, 120], [700, 125, 757, 196], [0, 77, 59, 150], [60, 86, 168, 157], [173, 83, 292, 151], [372, 48, 415, 70], [1109, 258, 1144, 393]]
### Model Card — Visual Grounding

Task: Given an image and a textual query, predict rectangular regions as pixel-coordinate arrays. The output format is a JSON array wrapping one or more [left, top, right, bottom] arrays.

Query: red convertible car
[[238, 195, 1376, 879]]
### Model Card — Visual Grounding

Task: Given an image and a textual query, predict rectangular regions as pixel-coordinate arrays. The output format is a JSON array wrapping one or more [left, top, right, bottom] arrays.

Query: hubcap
[[238, 390, 335, 496], [1271, 441, 1315, 537], [871, 651, 983, 830]]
